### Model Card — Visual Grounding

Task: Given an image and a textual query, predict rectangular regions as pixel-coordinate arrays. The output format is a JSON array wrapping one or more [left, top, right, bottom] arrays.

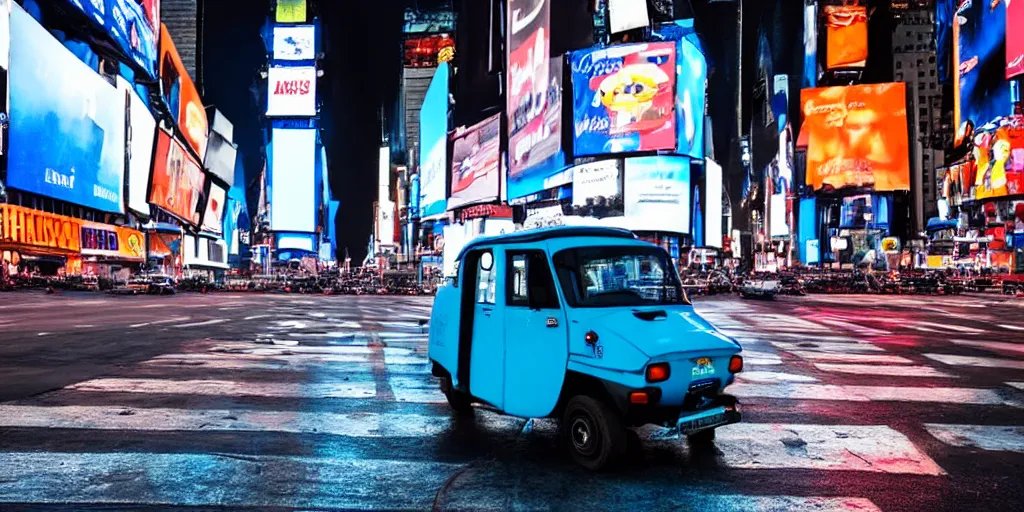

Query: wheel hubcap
[[570, 416, 596, 455]]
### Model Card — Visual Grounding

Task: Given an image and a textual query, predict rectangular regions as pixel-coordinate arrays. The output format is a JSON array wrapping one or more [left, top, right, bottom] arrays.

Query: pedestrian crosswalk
[[0, 296, 1022, 510]]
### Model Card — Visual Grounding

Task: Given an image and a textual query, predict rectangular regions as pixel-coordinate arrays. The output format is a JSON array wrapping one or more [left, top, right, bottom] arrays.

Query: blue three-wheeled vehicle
[[428, 227, 743, 470]]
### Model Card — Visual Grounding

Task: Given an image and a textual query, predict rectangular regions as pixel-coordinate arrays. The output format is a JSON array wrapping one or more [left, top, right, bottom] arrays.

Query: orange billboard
[[159, 24, 208, 158], [825, 5, 868, 69], [801, 82, 910, 192], [0, 204, 82, 253], [150, 129, 205, 226]]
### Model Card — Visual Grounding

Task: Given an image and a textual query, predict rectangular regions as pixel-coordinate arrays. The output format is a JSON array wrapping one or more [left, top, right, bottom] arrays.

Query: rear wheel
[[561, 395, 625, 471], [439, 374, 473, 414]]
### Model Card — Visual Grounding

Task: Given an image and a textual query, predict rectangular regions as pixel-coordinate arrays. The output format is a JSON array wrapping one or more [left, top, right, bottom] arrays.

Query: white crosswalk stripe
[[924, 353, 1024, 371], [925, 424, 1024, 453]]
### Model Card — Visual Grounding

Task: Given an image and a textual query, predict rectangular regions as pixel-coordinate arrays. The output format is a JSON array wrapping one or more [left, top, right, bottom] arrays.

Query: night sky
[[203, 0, 404, 264]]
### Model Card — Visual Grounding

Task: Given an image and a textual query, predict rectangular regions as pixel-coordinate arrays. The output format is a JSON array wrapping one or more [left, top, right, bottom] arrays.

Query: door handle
[[546, 317, 559, 328]]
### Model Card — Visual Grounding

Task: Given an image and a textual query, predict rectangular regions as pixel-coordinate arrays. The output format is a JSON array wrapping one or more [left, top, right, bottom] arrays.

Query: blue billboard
[[8, 5, 125, 213], [956, 0, 1013, 132], [418, 62, 449, 218], [60, 0, 158, 78], [623, 156, 691, 234], [653, 20, 706, 160]]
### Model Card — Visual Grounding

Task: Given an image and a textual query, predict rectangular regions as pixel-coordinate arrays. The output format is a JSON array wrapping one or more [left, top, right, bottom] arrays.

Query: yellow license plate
[[692, 357, 715, 378]]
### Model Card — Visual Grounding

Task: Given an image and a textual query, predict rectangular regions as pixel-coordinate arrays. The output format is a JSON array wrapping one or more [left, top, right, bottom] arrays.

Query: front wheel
[[439, 374, 473, 414], [561, 395, 626, 471]]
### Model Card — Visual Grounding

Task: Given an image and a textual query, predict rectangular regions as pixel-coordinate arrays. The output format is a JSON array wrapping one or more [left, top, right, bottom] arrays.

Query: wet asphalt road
[[0, 291, 1021, 511]]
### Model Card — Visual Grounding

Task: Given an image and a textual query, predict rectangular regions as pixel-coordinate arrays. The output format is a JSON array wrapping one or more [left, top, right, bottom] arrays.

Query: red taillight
[[629, 392, 649, 404], [645, 363, 671, 383], [729, 355, 744, 373]]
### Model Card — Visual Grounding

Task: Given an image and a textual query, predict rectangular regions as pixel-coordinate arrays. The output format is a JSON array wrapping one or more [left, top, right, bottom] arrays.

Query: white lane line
[[0, 452, 459, 509], [667, 496, 881, 512], [925, 424, 1024, 453], [788, 351, 914, 364], [953, 340, 1024, 356], [207, 344, 415, 357], [914, 321, 985, 334], [389, 376, 446, 403], [142, 355, 430, 373], [712, 423, 945, 476], [244, 314, 273, 321], [731, 383, 1015, 406], [924, 353, 1024, 371], [737, 372, 818, 384], [999, 324, 1024, 331], [175, 319, 229, 328], [814, 364, 955, 378], [74, 325, 96, 329], [130, 316, 190, 328], [773, 341, 886, 353], [66, 378, 377, 399], [816, 317, 891, 336]]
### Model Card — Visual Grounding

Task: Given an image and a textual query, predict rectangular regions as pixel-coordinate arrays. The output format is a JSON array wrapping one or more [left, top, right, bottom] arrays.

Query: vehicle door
[[467, 248, 505, 409], [503, 250, 568, 418]]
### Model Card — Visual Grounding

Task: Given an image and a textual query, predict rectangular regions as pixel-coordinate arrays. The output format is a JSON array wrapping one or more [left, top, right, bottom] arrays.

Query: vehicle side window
[[476, 251, 496, 304], [506, 251, 559, 309]]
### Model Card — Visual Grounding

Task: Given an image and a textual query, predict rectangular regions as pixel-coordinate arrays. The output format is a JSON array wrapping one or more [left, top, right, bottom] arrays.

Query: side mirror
[[480, 252, 493, 272]]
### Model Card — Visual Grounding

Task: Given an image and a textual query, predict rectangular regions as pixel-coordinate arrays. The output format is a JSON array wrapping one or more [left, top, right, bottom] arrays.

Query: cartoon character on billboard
[[596, 62, 671, 131], [975, 128, 1013, 199]]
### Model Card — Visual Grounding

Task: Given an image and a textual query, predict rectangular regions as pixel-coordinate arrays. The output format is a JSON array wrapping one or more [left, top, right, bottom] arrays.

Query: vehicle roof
[[455, 226, 637, 262]]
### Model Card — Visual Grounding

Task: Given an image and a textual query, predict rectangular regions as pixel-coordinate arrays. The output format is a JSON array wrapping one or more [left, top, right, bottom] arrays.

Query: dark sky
[[203, 0, 404, 264]]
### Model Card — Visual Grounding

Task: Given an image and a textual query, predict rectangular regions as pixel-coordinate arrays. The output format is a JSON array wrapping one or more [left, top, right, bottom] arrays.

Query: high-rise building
[[161, 0, 200, 89]]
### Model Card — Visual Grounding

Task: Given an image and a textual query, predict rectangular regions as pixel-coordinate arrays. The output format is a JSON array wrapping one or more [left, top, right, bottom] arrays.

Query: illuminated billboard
[[201, 183, 227, 235], [572, 160, 621, 207], [968, 121, 1024, 200], [404, 34, 454, 68], [507, 0, 562, 179], [571, 42, 677, 157], [801, 83, 911, 192], [276, 0, 306, 23], [955, 0, 1012, 134], [273, 25, 315, 61], [676, 37, 706, 159], [418, 62, 449, 218], [160, 24, 208, 158], [270, 128, 317, 233], [448, 114, 501, 210], [150, 129, 205, 226], [623, 156, 690, 234], [118, 77, 157, 217], [8, 5, 125, 213], [267, 66, 317, 117], [824, 5, 867, 69], [608, 0, 649, 34], [1009, 0, 1023, 79], [705, 158, 723, 249]]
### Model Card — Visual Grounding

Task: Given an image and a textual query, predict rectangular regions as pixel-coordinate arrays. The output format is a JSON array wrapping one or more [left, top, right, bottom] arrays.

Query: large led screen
[[448, 114, 501, 210], [110, 0, 158, 78], [956, 0, 1012, 134], [204, 131, 238, 186], [160, 24, 208, 158], [571, 42, 676, 157], [8, 5, 125, 213], [270, 128, 317, 233], [0, 0, 8, 70], [418, 62, 449, 218], [201, 183, 226, 235], [801, 83, 910, 192], [273, 25, 315, 61], [1008, 0, 1024, 79], [150, 129, 205, 226], [608, 0, 649, 34], [118, 76, 157, 217], [507, 0, 560, 178], [623, 156, 690, 234], [968, 121, 1024, 200], [276, 0, 306, 23], [824, 5, 867, 69], [705, 158, 723, 249], [267, 66, 317, 117], [572, 159, 621, 207], [803, 2, 818, 88], [676, 37, 706, 159]]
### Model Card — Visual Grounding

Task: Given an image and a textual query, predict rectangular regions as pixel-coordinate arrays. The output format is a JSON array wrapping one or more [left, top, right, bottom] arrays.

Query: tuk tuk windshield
[[553, 246, 690, 307]]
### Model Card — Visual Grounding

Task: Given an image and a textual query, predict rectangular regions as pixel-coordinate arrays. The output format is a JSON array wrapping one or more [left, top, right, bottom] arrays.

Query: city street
[[0, 292, 1022, 511]]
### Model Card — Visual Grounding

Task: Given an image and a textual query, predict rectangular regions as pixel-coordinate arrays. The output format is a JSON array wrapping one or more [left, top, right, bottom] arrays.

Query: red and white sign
[[1009, 0, 1024, 79], [267, 66, 317, 117]]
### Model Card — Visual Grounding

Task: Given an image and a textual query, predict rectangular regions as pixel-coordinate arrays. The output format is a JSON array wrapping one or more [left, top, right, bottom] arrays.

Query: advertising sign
[[276, 0, 306, 23], [608, 0, 650, 34], [676, 37, 706, 159], [572, 160, 621, 207], [705, 158, 723, 249], [118, 77, 157, 217], [623, 156, 690, 234], [1009, 0, 1024, 79], [267, 66, 317, 117], [273, 25, 315, 61], [150, 129, 205, 226], [956, 0, 1012, 134], [9, 5, 125, 213], [507, 0, 560, 177], [0, 204, 82, 253], [801, 83, 911, 192], [418, 62, 449, 218], [201, 184, 227, 235], [204, 131, 238, 187], [824, 5, 867, 69], [159, 24, 208, 158], [0, 0, 10, 70], [804, 2, 818, 88], [969, 120, 1024, 200], [571, 42, 677, 157], [81, 222, 145, 261], [270, 128, 317, 233], [109, 0, 158, 78], [448, 114, 501, 210]]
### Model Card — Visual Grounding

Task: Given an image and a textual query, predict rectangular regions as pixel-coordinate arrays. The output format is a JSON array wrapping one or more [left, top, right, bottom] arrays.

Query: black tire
[[561, 395, 626, 471], [687, 428, 716, 448], [439, 374, 473, 414]]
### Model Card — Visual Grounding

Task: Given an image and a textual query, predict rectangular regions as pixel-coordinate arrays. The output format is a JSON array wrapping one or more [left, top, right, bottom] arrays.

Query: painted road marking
[[175, 319, 229, 328], [731, 383, 1015, 405], [999, 324, 1024, 331], [737, 371, 818, 384], [713, 423, 945, 475], [141, 356, 431, 374], [389, 376, 445, 403], [1008, 382, 1024, 391], [773, 341, 886, 353], [815, 317, 891, 336], [813, 364, 955, 378], [206, 344, 415, 357], [952, 339, 1024, 356], [913, 321, 985, 334], [244, 314, 272, 320], [787, 351, 914, 364], [129, 316, 190, 328], [0, 452, 459, 509], [924, 353, 1024, 371], [66, 378, 377, 399], [925, 424, 1024, 453]]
